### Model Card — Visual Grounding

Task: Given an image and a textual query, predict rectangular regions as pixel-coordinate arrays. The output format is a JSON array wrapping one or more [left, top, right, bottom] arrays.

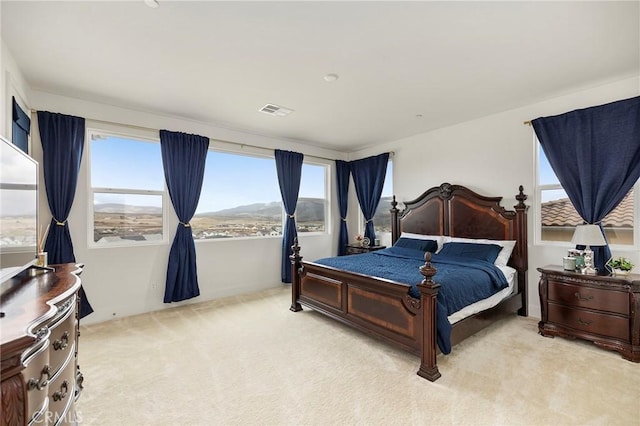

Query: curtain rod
[[29, 109, 360, 162]]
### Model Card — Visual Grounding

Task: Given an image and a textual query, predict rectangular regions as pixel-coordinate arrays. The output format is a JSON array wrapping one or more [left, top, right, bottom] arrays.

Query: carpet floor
[[76, 286, 638, 425]]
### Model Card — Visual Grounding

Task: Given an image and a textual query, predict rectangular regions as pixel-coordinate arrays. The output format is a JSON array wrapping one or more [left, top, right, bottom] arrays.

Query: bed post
[[390, 195, 400, 245], [514, 185, 529, 317], [416, 252, 441, 382], [290, 238, 303, 312]]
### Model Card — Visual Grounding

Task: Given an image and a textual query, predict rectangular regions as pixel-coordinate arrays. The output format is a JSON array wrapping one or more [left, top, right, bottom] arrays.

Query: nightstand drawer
[[548, 303, 629, 341], [548, 280, 629, 315]]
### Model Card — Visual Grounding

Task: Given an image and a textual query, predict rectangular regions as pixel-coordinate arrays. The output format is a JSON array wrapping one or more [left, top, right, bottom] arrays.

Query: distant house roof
[[541, 188, 634, 228]]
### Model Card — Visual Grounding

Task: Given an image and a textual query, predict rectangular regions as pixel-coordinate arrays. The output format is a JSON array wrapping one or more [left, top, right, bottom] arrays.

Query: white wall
[[27, 90, 345, 325], [1, 37, 31, 141], [351, 75, 640, 319]]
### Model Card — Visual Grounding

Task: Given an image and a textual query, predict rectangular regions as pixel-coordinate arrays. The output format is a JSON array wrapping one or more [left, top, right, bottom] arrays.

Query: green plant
[[606, 257, 634, 271]]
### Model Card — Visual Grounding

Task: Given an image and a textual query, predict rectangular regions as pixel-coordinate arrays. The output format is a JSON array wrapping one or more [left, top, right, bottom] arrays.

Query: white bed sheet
[[447, 265, 517, 324]]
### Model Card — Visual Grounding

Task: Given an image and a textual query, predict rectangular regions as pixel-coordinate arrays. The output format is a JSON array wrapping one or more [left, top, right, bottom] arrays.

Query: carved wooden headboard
[[390, 183, 528, 276]]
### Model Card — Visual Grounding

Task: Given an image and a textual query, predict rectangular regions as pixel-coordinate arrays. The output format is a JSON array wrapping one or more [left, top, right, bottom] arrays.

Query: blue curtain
[[275, 149, 304, 283], [12, 97, 30, 154], [350, 153, 389, 242], [160, 130, 209, 303], [38, 111, 93, 318], [532, 96, 640, 271], [335, 160, 351, 256]]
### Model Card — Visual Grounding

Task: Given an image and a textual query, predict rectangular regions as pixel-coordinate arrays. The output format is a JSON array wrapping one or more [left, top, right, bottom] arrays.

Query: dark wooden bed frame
[[289, 183, 528, 381]]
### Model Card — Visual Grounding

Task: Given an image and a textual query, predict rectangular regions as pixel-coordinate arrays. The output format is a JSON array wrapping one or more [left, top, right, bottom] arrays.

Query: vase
[[613, 268, 630, 276]]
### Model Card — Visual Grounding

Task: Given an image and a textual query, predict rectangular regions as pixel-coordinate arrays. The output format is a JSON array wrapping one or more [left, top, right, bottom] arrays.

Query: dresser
[[538, 265, 640, 362], [1, 264, 84, 426], [345, 244, 386, 255]]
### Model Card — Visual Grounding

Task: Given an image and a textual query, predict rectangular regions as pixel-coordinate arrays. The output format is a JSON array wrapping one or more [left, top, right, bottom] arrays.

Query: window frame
[[534, 135, 639, 250], [86, 128, 169, 248]]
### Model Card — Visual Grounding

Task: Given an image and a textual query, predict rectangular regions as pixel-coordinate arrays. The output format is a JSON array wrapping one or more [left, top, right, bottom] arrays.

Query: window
[[372, 160, 393, 236], [297, 163, 327, 233], [192, 150, 328, 239], [537, 141, 636, 245], [89, 131, 166, 246]]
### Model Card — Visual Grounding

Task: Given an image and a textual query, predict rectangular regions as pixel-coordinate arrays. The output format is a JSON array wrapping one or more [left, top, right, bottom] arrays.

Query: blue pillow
[[438, 242, 503, 263], [393, 237, 438, 253]]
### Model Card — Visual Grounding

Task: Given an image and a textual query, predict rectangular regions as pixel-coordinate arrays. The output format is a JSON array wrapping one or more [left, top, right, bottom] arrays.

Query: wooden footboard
[[290, 241, 442, 381]]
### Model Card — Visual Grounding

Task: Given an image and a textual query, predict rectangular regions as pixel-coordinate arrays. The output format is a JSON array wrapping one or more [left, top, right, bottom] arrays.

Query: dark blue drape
[[160, 130, 209, 303], [335, 160, 351, 256], [12, 97, 30, 154], [350, 153, 389, 242], [533, 96, 640, 271], [275, 149, 304, 283], [38, 111, 93, 318]]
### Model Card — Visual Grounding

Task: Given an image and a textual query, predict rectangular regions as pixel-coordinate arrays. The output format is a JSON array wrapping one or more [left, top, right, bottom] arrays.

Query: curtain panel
[[12, 97, 30, 154], [532, 96, 640, 271], [160, 130, 209, 303], [335, 160, 351, 256], [37, 111, 93, 318], [350, 153, 390, 242], [275, 149, 304, 283]]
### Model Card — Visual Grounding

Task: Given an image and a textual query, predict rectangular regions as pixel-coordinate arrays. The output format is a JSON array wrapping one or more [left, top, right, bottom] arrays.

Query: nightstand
[[345, 244, 386, 255], [538, 265, 640, 362]]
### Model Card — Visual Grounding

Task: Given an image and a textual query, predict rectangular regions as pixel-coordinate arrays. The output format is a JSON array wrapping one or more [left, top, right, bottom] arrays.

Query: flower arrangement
[[606, 257, 634, 275], [354, 234, 364, 245]]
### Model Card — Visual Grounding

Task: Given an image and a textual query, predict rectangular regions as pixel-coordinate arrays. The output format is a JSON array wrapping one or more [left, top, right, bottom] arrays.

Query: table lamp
[[571, 224, 606, 274]]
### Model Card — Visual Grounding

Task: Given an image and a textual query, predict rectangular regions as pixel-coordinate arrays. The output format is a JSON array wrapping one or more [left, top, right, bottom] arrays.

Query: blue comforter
[[313, 246, 508, 354]]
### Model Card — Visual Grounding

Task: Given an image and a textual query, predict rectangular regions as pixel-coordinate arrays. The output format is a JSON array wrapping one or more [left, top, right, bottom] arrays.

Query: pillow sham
[[400, 232, 444, 252], [393, 237, 438, 253], [438, 242, 503, 264], [445, 237, 516, 267]]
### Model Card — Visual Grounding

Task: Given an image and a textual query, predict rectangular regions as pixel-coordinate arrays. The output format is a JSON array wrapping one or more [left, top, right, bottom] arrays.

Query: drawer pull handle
[[27, 365, 51, 391], [578, 318, 593, 326], [574, 293, 594, 302], [53, 381, 69, 401], [53, 331, 69, 351]]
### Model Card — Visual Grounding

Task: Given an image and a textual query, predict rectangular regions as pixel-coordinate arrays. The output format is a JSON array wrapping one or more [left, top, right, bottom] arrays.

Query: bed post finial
[[390, 195, 400, 244], [290, 238, 303, 312], [419, 252, 437, 283], [515, 185, 527, 210]]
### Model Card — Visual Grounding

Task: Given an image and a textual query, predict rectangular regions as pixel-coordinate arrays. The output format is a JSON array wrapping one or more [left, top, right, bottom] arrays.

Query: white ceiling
[[2, 1, 638, 152]]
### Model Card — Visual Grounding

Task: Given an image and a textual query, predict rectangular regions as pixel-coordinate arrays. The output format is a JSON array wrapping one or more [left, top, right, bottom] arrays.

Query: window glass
[[193, 151, 281, 239], [89, 132, 165, 246], [193, 152, 328, 239], [538, 144, 635, 245], [297, 163, 327, 233]]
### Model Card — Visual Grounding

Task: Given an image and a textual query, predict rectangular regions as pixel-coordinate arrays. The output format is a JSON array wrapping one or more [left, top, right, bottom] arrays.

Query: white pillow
[[400, 232, 444, 252], [446, 236, 516, 267]]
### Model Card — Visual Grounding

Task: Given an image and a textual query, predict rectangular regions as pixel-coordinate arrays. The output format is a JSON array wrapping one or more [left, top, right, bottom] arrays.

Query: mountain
[[197, 198, 325, 221]]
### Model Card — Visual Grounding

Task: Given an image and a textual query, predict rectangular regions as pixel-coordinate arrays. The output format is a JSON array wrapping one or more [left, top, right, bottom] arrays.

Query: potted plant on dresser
[[606, 257, 634, 276]]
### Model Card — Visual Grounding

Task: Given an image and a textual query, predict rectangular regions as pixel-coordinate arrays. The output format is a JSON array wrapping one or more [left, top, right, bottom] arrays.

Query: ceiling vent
[[260, 104, 294, 117]]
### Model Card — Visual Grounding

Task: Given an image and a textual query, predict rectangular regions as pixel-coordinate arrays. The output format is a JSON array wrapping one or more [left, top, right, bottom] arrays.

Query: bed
[[289, 182, 528, 381]]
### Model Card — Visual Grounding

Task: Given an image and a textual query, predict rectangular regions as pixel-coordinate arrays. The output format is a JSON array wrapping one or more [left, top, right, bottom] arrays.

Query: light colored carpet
[[76, 286, 638, 425]]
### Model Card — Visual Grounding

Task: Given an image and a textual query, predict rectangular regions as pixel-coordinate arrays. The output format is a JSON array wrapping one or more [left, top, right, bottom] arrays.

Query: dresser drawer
[[47, 298, 77, 377], [23, 341, 50, 425], [47, 347, 76, 426], [548, 303, 629, 341], [548, 280, 629, 315]]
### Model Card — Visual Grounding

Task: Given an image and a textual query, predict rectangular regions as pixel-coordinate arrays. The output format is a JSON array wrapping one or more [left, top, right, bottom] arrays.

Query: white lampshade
[[571, 224, 606, 247]]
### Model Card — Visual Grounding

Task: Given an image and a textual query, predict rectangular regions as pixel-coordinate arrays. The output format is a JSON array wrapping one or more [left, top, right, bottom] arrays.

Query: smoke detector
[[260, 104, 294, 117]]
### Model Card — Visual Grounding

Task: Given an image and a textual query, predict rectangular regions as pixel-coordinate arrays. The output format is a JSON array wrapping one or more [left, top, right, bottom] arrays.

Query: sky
[[91, 135, 330, 213]]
